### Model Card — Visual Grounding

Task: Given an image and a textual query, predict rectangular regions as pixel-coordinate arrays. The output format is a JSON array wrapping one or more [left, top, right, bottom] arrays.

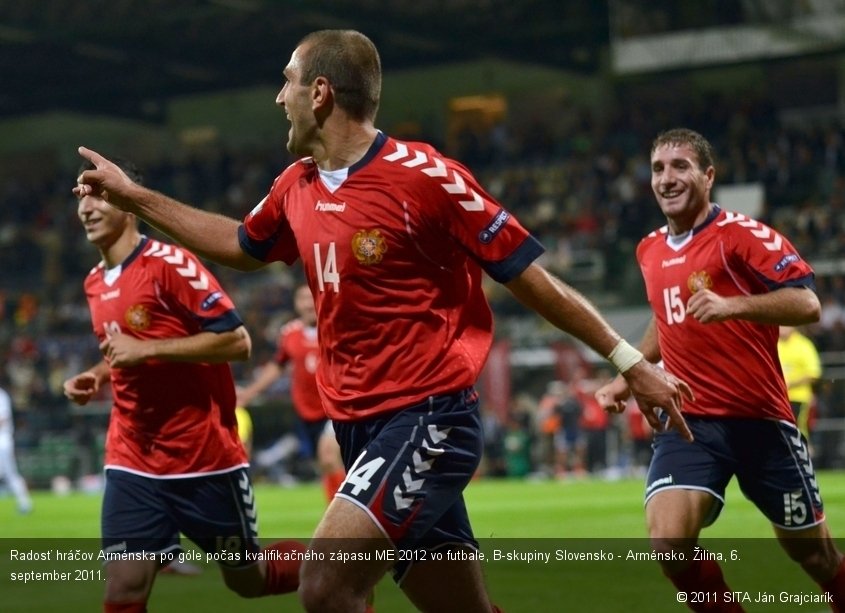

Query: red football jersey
[[84, 237, 248, 476], [241, 133, 543, 420], [273, 319, 324, 422], [637, 206, 815, 421]]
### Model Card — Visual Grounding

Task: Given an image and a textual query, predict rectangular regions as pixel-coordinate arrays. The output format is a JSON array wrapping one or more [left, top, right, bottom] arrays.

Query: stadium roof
[[0, 0, 608, 120]]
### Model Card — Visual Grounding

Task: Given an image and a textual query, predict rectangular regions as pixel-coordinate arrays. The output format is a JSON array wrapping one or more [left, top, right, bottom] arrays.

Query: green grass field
[[3, 473, 845, 612]]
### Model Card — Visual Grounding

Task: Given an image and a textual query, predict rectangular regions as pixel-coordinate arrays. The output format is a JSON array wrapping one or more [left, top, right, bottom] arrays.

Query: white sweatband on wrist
[[608, 340, 644, 373]]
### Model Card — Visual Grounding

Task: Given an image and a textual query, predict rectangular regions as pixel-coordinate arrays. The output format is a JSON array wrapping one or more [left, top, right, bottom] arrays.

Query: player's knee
[[299, 577, 343, 612], [299, 583, 332, 612], [105, 565, 154, 602], [299, 565, 361, 613], [649, 536, 696, 575], [318, 456, 341, 474], [316, 445, 340, 472], [649, 534, 692, 553], [786, 543, 841, 581]]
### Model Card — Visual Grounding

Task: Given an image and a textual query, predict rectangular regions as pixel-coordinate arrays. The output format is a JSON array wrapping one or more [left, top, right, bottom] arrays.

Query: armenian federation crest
[[352, 229, 387, 265], [124, 304, 151, 331], [687, 271, 713, 294]]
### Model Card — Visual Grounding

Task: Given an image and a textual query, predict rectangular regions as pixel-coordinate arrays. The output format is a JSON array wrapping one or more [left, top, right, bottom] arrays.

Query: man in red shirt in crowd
[[238, 284, 346, 502]]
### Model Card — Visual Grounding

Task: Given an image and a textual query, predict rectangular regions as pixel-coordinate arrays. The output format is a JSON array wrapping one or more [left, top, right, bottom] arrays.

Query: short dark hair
[[297, 29, 381, 122], [78, 156, 143, 184], [651, 128, 715, 171]]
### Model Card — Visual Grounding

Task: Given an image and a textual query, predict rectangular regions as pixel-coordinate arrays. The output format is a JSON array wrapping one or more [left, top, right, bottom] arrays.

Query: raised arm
[[75, 147, 264, 271]]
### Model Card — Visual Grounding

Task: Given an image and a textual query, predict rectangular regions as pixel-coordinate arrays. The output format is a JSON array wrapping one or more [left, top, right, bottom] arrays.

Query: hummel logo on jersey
[[315, 200, 346, 212], [383, 142, 485, 212], [646, 474, 674, 494], [662, 256, 686, 268], [100, 289, 121, 301]]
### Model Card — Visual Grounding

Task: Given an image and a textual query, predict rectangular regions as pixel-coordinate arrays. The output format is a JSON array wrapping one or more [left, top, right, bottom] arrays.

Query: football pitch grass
[[4, 473, 845, 612]]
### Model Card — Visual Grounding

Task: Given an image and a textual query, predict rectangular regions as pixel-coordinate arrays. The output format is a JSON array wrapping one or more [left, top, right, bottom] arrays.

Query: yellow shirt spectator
[[235, 405, 254, 457], [777, 326, 821, 438]]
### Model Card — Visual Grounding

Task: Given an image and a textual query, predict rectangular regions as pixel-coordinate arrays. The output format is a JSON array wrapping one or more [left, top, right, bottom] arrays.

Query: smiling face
[[77, 192, 134, 254], [650, 141, 715, 235]]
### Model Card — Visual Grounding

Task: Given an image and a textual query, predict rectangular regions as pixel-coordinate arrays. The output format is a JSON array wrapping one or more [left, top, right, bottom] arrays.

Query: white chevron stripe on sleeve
[[383, 142, 486, 212], [147, 245, 210, 291]]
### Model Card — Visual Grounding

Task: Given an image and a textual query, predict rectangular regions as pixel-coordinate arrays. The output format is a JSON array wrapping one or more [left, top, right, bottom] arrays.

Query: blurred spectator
[[0, 379, 33, 514], [480, 407, 506, 478], [536, 381, 563, 476], [778, 325, 822, 442], [538, 380, 586, 479], [623, 399, 654, 476], [569, 367, 612, 474], [503, 395, 535, 479]]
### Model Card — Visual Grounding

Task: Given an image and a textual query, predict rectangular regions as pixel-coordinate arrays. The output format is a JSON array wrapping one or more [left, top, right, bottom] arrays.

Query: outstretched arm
[[237, 361, 285, 407], [74, 147, 264, 271], [506, 263, 693, 441]]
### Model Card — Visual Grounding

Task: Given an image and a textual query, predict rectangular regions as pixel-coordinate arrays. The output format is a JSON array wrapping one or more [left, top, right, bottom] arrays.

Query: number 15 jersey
[[637, 205, 815, 422]]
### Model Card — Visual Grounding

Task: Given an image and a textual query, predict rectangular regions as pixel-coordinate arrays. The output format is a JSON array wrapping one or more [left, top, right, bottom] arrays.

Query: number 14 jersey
[[240, 132, 543, 421]]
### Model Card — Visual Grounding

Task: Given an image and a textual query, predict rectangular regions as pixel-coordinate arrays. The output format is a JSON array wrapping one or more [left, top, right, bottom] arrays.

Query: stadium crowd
[[3, 90, 845, 483]]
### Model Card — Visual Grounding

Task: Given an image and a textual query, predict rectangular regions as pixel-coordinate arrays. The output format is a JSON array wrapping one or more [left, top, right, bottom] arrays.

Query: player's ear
[[313, 76, 331, 109], [704, 165, 715, 189]]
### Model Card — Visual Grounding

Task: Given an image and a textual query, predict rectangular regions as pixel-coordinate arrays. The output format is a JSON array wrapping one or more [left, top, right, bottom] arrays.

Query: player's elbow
[[806, 302, 821, 324], [800, 289, 822, 324], [782, 287, 821, 326], [222, 246, 267, 272], [229, 326, 252, 361]]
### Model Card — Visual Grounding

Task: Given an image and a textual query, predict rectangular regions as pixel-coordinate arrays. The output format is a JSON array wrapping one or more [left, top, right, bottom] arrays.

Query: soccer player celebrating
[[64, 158, 302, 613], [238, 284, 346, 502], [74, 30, 691, 613], [596, 128, 845, 611]]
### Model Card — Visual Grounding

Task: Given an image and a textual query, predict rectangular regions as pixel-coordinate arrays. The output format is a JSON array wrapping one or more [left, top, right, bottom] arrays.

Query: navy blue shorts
[[334, 387, 483, 581], [101, 467, 260, 567], [646, 416, 824, 529]]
